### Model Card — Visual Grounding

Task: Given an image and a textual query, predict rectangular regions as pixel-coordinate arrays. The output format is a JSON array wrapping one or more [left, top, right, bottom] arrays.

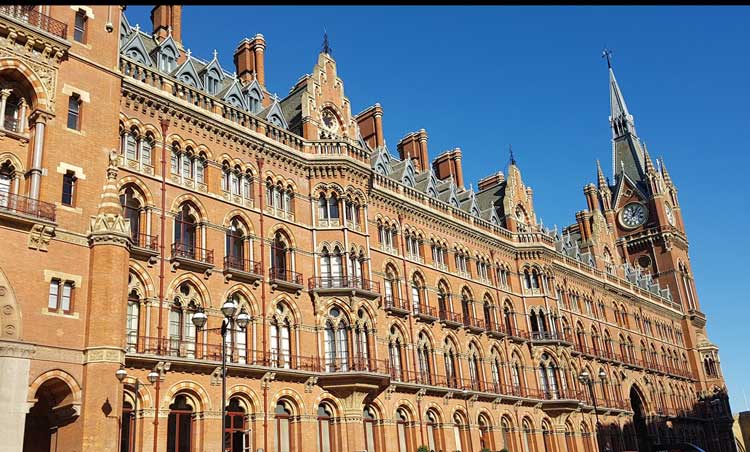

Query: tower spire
[[596, 159, 608, 189], [321, 28, 332, 55], [607, 49, 636, 138]]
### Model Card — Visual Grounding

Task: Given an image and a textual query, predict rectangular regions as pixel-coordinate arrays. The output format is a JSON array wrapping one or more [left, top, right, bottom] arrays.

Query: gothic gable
[[173, 57, 203, 89], [121, 33, 154, 67]]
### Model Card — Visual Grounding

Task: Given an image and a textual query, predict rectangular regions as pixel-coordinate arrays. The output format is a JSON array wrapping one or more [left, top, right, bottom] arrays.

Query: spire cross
[[322, 27, 332, 55], [213, 49, 218, 60], [602, 48, 613, 69]]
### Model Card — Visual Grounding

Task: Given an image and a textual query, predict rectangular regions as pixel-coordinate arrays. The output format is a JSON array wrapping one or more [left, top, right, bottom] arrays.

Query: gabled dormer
[[242, 79, 264, 114], [402, 159, 417, 188], [263, 97, 289, 130], [201, 51, 225, 95], [370, 146, 392, 176], [153, 34, 179, 73], [221, 78, 247, 110], [121, 31, 154, 67], [120, 12, 132, 46], [173, 56, 203, 89]]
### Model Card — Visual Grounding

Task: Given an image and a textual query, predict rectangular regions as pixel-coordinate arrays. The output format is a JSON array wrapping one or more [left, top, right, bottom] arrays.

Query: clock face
[[665, 204, 675, 226], [620, 202, 647, 228], [321, 109, 339, 133]]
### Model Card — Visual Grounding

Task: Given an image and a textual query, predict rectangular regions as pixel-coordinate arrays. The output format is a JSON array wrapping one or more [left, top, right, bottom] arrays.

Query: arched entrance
[[630, 385, 651, 452], [23, 377, 80, 452]]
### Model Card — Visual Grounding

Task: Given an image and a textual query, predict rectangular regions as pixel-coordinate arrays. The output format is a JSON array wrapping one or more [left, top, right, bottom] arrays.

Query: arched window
[[468, 343, 482, 389], [353, 309, 371, 370], [395, 408, 410, 452], [501, 417, 513, 451], [460, 289, 472, 324], [344, 197, 361, 229], [437, 281, 450, 317], [271, 231, 291, 279], [225, 218, 247, 270], [522, 418, 535, 452], [542, 421, 554, 452], [538, 353, 560, 400], [0, 160, 16, 205], [270, 303, 292, 368], [126, 289, 140, 353], [383, 265, 400, 307], [483, 297, 494, 331], [444, 340, 458, 388], [417, 331, 432, 385], [121, 397, 135, 452], [346, 248, 365, 283], [169, 282, 201, 358], [167, 395, 193, 452], [503, 301, 515, 334], [274, 400, 293, 452], [511, 357, 523, 395], [174, 204, 198, 258], [224, 293, 249, 364], [388, 325, 404, 381], [426, 410, 440, 452], [119, 186, 143, 241], [490, 351, 503, 392], [581, 422, 593, 452], [479, 414, 492, 451], [324, 307, 349, 371], [411, 273, 425, 312], [453, 412, 466, 452], [320, 245, 343, 283], [363, 406, 378, 452], [225, 397, 250, 452], [317, 403, 335, 452], [246, 88, 261, 113]]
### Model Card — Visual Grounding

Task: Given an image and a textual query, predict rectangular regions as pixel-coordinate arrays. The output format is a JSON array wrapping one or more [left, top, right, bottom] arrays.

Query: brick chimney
[[151, 5, 182, 44], [233, 34, 266, 85], [432, 148, 464, 188], [356, 103, 384, 149], [397, 129, 428, 172], [478, 171, 505, 191]]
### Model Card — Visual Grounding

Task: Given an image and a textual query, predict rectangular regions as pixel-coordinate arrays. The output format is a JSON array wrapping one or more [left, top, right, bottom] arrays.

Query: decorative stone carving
[[28, 223, 54, 251]]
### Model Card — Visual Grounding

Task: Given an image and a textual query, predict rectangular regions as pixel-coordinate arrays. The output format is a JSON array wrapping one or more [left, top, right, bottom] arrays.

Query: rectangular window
[[48, 280, 74, 313], [67, 94, 81, 130], [73, 10, 87, 43], [62, 171, 76, 206], [48, 279, 60, 311]]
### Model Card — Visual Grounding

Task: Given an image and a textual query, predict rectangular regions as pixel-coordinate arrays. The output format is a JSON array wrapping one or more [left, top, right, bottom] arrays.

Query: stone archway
[[630, 385, 651, 452], [23, 376, 80, 452]]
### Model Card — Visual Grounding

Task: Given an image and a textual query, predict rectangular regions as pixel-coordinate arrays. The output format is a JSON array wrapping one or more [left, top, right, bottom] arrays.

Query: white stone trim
[[70, 5, 95, 19], [62, 84, 90, 103], [43, 269, 83, 287], [56, 162, 86, 180]]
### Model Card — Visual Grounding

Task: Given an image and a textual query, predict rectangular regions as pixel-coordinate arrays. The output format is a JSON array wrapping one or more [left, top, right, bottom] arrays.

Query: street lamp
[[191, 298, 250, 452], [579, 369, 610, 452], [115, 365, 160, 452]]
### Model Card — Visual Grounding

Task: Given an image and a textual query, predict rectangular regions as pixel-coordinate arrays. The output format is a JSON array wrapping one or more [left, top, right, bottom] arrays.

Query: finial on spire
[[213, 49, 218, 60], [167, 25, 172, 36], [509, 144, 516, 165], [134, 23, 140, 34], [602, 47, 613, 69], [186, 48, 192, 58], [322, 27, 332, 55]]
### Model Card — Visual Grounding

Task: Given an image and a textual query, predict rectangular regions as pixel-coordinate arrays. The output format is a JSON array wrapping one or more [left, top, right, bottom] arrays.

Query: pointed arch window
[[426, 410, 440, 452], [270, 304, 292, 369], [174, 204, 198, 258], [274, 401, 293, 452], [363, 406, 378, 452], [317, 403, 335, 452], [126, 289, 140, 353], [417, 332, 432, 385], [324, 307, 349, 372], [444, 343, 458, 388], [167, 395, 193, 452]]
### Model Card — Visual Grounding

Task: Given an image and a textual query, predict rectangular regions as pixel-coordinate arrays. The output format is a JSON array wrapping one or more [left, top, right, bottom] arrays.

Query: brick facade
[[0, 5, 736, 452]]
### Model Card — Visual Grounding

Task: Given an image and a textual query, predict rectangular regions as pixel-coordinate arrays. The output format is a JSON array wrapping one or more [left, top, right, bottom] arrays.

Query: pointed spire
[[596, 159, 608, 189], [660, 157, 674, 186], [607, 49, 636, 138], [509, 144, 516, 165], [643, 144, 656, 174], [321, 28, 332, 55], [98, 150, 124, 216]]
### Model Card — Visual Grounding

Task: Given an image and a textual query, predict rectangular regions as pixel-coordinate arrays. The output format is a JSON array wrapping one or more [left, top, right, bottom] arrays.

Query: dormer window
[[205, 70, 221, 95], [246, 89, 261, 113], [159, 48, 176, 72], [180, 73, 197, 88], [269, 114, 283, 127]]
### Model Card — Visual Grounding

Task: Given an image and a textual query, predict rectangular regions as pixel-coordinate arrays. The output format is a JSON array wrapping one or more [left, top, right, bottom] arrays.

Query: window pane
[[48, 280, 59, 310], [67, 96, 79, 130], [61, 283, 72, 311], [74, 12, 85, 42]]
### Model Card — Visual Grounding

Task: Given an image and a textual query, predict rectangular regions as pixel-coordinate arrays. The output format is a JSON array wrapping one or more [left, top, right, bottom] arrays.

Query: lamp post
[[115, 365, 160, 452], [191, 298, 250, 452], [579, 369, 610, 452]]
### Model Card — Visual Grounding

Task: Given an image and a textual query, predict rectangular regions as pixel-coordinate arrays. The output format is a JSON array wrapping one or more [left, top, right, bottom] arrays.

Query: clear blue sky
[[125, 5, 750, 412]]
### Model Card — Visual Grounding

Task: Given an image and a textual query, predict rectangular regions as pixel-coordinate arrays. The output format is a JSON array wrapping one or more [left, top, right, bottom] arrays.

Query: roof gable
[[221, 79, 247, 110], [264, 97, 289, 129], [173, 57, 203, 88], [121, 32, 154, 67]]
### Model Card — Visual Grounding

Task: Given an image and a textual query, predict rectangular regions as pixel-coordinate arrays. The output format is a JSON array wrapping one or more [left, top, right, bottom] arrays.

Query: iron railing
[[0, 5, 68, 39], [0, 191, 55, 221]]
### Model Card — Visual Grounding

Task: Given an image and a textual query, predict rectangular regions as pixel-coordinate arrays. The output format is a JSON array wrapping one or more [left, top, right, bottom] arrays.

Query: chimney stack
[[355, 103, 384, 149], [432, 148, 464, 188], [151, 5, 182, 44], [478, 171, 505, 191], [397, 129, 429, 172], [234, 34, 266, 86]]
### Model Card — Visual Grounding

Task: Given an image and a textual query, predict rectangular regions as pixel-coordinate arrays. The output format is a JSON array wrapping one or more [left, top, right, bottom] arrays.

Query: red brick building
[[0, 5, 735, 452]]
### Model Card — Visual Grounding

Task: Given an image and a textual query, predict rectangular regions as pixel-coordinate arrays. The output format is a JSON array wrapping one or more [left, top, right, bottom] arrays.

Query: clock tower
[[596, 59, 727, 398]]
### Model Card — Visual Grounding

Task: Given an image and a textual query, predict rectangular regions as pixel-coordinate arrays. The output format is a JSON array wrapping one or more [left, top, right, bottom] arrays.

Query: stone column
[[28, 112, 48, 200], [0, 89, 11, 129], [0, 340, 35, 452], [18, 98, 26, 132]]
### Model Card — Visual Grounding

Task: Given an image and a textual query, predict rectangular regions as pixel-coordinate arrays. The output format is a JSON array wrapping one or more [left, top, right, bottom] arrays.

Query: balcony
[[130, 232, 159, 262], [0, 5, 68, 39], [412, 303, 438, 322], [383, 296, 410, 316], [0, 192, 56, 224], [485, 321, 507, 339], [170, 243, 215, 273], [308, 276, 380, 300], [529, 330, 573, 346], [462, 315, 486, 334], [506, 326, 530, 342], [439, 310, 463, 329], [223, 256, 262, 285], [269, 267, 303, 294]]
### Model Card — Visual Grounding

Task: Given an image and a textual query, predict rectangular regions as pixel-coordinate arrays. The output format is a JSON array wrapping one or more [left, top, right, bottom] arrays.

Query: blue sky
[[125, 5, 750, 411]]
